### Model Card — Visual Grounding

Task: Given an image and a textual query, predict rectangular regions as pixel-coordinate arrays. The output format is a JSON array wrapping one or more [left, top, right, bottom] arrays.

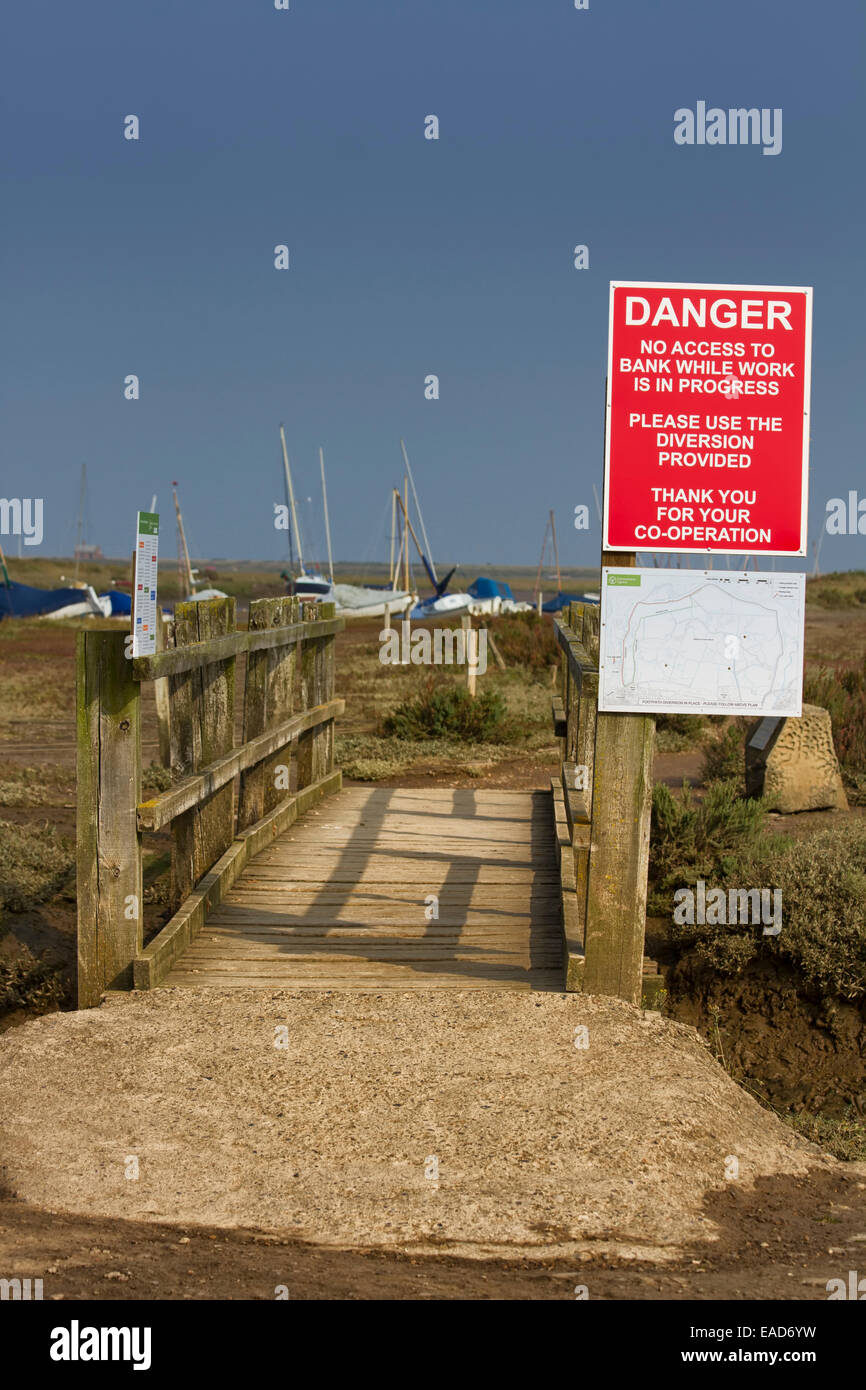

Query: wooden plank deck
[[161, 787, 564, 990]]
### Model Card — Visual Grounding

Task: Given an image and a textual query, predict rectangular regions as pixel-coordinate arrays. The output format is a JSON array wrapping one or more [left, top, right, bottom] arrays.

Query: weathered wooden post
[[580, 552, 655, 1004], [154, 610, 171, 767], [461, 612, 477, 696], [238, 596, 298, 828], [76, 630, 142, 1005], [169, 596, 236, 909], [313, 600, 337, 780], [573, 603, 600, 809], [571, 603, 597, 974], [295, 601, 318, 790]]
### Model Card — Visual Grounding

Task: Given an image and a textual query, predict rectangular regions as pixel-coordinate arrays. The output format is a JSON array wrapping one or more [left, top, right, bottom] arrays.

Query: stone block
[[745, 704, 848, 812]]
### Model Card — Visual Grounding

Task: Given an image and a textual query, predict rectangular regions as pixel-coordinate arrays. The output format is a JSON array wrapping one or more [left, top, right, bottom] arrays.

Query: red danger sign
[[603, 281, 812, 554]]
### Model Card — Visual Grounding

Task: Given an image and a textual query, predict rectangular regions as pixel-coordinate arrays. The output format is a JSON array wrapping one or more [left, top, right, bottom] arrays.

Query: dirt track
[[2, 988, 863, 1296], [3, 1166, 865, 1299]]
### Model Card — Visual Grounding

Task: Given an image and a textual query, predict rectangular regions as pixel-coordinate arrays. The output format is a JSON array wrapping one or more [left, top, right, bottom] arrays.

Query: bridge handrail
[[76, 595, 343, 1005], [137, 697, 344, 831], [130, 616, 342, 682]]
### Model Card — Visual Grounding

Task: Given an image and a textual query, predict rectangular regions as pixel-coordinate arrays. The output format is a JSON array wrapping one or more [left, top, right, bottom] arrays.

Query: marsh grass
[[0, 819, 74, 915], [0, 765, 74, 807], [382, 681, 507, 741], [804, 657, 866, 802], [701, 721, 747, 790], [650, 784, 866, 1001]]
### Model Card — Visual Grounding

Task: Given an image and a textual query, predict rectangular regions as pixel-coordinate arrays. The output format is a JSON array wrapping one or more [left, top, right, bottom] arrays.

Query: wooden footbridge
[[77, 596, 658, 1007]]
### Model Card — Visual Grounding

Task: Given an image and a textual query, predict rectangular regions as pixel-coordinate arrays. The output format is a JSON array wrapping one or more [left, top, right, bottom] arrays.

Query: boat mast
[[394, 489, 441, 592], [550, 508, 562, 594], [389, 488, 397, 587], [279, 425, 304, 574], [400, 439, 437, 584], [812, 527, 825, 579], [392, 495, 403, 587], [403, 475, 410, 592], [533, 515, 549, 600], [74, 464, 87, 580], [172, 482, 197, 599], [319, 447, 334, 586]]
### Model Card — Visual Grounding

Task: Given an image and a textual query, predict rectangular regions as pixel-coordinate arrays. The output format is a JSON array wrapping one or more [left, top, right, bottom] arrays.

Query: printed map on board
[[599, 568, 805, 716]]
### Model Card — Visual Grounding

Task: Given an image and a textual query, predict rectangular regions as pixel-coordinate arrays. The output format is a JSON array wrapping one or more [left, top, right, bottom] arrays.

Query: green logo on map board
[[607, 573, 640, 586]]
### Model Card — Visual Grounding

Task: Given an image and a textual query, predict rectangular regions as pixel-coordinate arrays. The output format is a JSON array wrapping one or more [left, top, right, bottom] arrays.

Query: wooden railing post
[[575, 605, 600, 799], [562, 604, 577, 764], [238, 596, 298, 829], [76, 630, 142, 1005], [169, 597, 236, 909], [582, 557, 655, 1005], [154, 611, 171, 767], [570, 604, 597, 976], [295, 602, 318, 791], [317, 600, 337, 776]]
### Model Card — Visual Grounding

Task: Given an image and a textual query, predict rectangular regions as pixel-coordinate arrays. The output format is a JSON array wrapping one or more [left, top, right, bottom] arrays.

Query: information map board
[[599, 567, 806, 717]]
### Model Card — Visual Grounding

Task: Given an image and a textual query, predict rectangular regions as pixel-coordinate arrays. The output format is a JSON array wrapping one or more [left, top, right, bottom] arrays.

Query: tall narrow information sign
[[132, 512, 159, 658]]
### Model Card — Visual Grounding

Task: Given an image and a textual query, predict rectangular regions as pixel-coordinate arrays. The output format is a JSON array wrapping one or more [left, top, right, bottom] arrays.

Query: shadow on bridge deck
[[162, 787, 564, 990]]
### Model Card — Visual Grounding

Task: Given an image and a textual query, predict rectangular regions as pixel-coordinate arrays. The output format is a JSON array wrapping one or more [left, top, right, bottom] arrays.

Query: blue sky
[[3, 0, 864, 572]]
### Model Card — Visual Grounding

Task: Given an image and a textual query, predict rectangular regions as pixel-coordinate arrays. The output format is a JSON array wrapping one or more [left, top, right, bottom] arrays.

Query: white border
[[598, 566, 806, 716], [602, 281, 813, 556], [132, 512, 159, 659]]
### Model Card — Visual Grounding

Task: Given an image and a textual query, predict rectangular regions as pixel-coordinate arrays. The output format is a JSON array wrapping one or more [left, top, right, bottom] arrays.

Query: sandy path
[[0, 989, 843, 1263]]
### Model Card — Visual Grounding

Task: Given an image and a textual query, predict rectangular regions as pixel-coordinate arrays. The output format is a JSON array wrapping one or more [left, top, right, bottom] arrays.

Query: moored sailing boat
[[278, 428, 414, 615]]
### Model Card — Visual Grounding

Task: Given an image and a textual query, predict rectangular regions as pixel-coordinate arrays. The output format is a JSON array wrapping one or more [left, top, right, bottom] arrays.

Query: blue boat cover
[[0, 581, 93, 620], [541, 591, 598, 613], [100, 590, 132, 615], [467, 577, 515, 601]]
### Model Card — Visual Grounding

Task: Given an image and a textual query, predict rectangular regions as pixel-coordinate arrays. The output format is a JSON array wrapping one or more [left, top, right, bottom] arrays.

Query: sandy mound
[[0, 990, 834, 1261]]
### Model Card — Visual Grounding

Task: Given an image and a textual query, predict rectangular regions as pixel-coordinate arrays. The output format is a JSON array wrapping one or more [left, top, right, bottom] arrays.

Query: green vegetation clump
[[811, 586, 858, 609], [655, 712, 706, 753], [807, 571, 866, 609], [649, 781, 766, 913], [142, 761, 172, 794], [655, 713, 704, 737], [0, 819, 74, 915], [730, 827, 866, 1000], [0, 957, 66, 1014], [382, 680, 506, 742], [486, 612, 559, 671], [650, 784, 866, 1001], [0, 765, 73, 807], [701, 722, 746, 789], [786, 1108, 866, 1164]]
